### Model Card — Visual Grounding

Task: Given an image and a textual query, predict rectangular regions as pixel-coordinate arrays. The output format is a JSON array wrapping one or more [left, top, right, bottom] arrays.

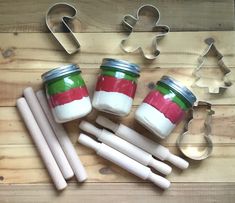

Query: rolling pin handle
[[79, 121, 102, 137], [96, 116, 119, 132]]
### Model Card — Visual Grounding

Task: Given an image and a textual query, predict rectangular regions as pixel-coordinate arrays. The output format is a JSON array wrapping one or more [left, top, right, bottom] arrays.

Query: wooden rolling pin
[[96, 116, 189, 170], [36, 90, 87, 182], [17, 98, 67, 190], [23, 87, 74, 180], [79, 121, 172, 175], [78, 133, 170, 190]]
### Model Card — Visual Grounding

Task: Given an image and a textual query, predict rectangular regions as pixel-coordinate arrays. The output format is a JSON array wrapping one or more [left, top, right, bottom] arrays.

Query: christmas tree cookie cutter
[[176, 101, 215, 160], [193, 38, 232, 93], [46, 2, 81, 54], [120, 4, 170, 60]]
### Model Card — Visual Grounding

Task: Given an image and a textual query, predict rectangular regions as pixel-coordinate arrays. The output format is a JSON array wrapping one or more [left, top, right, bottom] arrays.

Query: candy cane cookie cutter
[[46, 2, 81, 54], [193, 38, 232, 93], [120, 4, 170, 60], [176, 101, 215, 160]]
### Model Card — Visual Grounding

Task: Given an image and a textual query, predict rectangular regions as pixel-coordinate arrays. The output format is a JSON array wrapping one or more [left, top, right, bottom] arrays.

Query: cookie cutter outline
[[176, 101, 215, 160], [193, 38, 232, 93], [46, 2, 80, 54], [120, 4, 170, 60]]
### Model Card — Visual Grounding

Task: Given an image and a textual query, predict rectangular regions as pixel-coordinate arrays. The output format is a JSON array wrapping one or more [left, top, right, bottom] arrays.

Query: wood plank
[[1, 32, 234, 105], [0, 105, 235, 184], [0, 0, 233, 32], [0, 1, 234, 201], [1, 32, 235, 69], [0, 145, 235, 184], [0, 68, 235, 106], [0, 106, 235, 146], [0, 183, 235, 203]]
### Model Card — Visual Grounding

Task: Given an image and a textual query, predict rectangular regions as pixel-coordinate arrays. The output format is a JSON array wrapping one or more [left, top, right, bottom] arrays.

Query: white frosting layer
[[92, 91, 133, 116], [135, 103, 176, 139], [52, 96, 92, 123]]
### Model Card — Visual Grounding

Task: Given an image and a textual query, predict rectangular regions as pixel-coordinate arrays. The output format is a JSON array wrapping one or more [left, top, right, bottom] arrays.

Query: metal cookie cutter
[[46, 3, 81, 54], [193, 38, 232, 93], [176, 101, 215, 160], [120, 4, 170, 60]]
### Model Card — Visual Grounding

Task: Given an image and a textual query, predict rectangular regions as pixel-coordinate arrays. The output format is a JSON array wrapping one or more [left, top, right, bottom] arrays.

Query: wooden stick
[[16, 98, 67, 190], [36, 90, 87, 182], [23, 87, 74, 180]]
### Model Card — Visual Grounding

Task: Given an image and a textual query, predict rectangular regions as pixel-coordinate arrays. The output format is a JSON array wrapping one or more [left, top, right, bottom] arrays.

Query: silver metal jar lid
[[159, 76, 197, 106], [100, 58, 140, 75], [41, 64, 81, 83]]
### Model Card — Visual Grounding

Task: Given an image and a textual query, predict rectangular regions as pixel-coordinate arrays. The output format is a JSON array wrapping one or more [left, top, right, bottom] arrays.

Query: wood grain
[[0, 1, 235, 201], [0, 0, 234, 33], [0, 105, 235, 184], [1, 106, 235, 146], [1, 68, 235, 106], [0, 183, 234, 203], [1, 32, 235, 69], [1, 145, 235, 184], [1, 32, 235, 106]]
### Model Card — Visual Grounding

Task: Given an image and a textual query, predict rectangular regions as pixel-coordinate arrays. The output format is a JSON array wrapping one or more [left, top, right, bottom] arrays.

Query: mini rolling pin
[[23, 87, 74, 180], [96, 116, 189, 170], [79, 121, 172, 175], [17, 98, 67, 190], [36, 90, 87, 182], [78, 134, 170, 190]]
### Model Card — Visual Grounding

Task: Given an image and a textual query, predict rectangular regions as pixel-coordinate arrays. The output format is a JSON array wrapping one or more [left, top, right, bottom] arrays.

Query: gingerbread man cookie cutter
[[120, 4, 170, 60], [193, 38, 232, 93], [46, 2, 81, 54], [176, 101, 215, 160]]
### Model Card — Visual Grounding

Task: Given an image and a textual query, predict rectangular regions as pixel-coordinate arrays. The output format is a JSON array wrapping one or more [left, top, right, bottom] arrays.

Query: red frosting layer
[[143, 90, 185, 124], [48, 86, 89, 108], [95, 75, 137, 98]]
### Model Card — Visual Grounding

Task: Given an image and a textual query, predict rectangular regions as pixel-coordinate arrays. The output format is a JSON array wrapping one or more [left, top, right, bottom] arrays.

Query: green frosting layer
[[46, 73, 85, 96], [155, 85, 189, 110], [101, 66, 138, 82]]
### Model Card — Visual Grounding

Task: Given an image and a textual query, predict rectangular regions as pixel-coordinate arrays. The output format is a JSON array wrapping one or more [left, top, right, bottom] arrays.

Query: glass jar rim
[[158, 76, 197, 106], [100, 58, 140, 76], [41, 64, 81, 83]]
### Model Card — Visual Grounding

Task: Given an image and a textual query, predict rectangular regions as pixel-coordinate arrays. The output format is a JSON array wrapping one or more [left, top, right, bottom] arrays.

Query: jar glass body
[[135, 81, 192, 139], [44, 72, 92, 123], [92, 66, 139, 116]]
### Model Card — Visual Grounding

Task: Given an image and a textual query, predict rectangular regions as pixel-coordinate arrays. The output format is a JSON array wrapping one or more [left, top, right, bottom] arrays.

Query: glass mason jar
[[92, 58, 140, 116], [41, 64, 92, 123], [135, 76, 196, 139]]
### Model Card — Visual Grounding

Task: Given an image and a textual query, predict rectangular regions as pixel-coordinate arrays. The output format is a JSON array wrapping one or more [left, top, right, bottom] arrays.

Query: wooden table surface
[[1, 0, 235, 202]]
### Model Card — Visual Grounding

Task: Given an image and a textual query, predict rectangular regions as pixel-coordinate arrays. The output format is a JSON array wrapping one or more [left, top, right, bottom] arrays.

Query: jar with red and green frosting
[[41, 64, 92, 123], [92, 58, 140, 116], [135, 76, 196, 139]]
